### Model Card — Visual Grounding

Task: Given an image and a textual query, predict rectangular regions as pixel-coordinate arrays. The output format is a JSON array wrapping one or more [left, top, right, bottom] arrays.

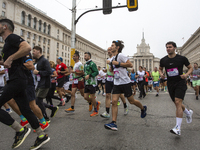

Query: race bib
[[36, 74, 41, 82], [131, 80, 135, 83], [193, 75, 197, 78], [114, 71, 120, 79], [5, 68, 9, 81], [154, 81, 158, 84], [74, 79, 78, 84], [167, 68, 179, 77], [107, 76, 113, 82], [139, 77, 143, 81]]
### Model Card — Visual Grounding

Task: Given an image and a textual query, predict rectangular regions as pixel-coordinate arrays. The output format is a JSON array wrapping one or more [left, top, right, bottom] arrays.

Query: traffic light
[[103, 0, 112, 15], [127, 0, 138, 12]]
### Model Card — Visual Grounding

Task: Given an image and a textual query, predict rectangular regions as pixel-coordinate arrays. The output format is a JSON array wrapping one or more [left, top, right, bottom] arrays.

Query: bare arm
[[23, 60, 35, 70], [159, 66, 165, 79], [52, 70, 58, 78], [0, 70, 5, 75], [180, 64, 193, 79], [112, 60, 133, 68]]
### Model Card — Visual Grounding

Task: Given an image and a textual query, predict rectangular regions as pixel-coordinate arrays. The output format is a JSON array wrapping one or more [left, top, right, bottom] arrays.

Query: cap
[[57, 57, 63, 62]]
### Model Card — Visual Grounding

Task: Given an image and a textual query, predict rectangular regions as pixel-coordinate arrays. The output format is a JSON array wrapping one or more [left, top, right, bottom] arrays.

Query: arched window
[[43, 22, 46, 33], [47, 25, 51, 35], [21, 11, 25, 25], [2, 2, 6, 8], [27, 14, 31, 27], [38, 20, 42, 31], [33, 17, 37, 29]]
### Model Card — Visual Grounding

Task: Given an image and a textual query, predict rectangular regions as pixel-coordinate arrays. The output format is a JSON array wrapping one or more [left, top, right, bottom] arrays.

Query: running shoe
[[143, 94, 146, 98], [20, 120, 29, 127], [33, 122, 50, 132], [57, 100, 65, 106], [117, 101, 121, 106], [196, 96, 199, 100], [104, 122, 118, 131], [156, 94, 159, 97], [45, 118, 51, 123], [141, 106, 147, 118], [12, 126, 31, 149], [100, 111, 110, 118], [124, 107, 129, 116], [186, 110, 193, 123], [29, 134, 50, 150], [170, 125, 181, 136], [90, 111, 98, 117], [89, 104, 93, 112], [97, 101, 101, 111], [50, 106, 59, 118], [6, 108, 12, 114], [102, 93, 106, 96], [65, 107, 75, 113]]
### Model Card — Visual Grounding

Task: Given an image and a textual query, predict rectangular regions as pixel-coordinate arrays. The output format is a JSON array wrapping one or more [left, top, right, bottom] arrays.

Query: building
[[129, 33, 160, 72], [178, 26, 200, 71], [0, 0, 107, 67]]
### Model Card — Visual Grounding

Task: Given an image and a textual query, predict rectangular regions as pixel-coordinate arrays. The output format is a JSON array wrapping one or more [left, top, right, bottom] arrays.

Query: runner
[[159, 41, 193, 136], [136, 66, 147, 99], [65, 51, 85, 113], [191, 63, 200, 100], [143, 67, 149, 94], [151, 67, 160, 97], [104, 40, 147, 131], [82, 52, 101, 117], [101, 67, 107, 96], [147, 71, 153, 92], [0, 18, 50, 149], [97, 66, 104, 94], [130, 69, 137, 95]]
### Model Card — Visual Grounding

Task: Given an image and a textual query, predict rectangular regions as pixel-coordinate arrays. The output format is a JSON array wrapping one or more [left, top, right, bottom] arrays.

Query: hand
[[71, 70, 75, 73], [160, 74, 165, 79], [81, 78, 84, 82], [180, 74, 187, 79], [70, 79, 73, 81], [112, 61, 119, 66], [3, 57, 13, 68], [57, 70, 61, 73], [33, 69, 39, 75], [106, 60, 110, 64], [85, 75, 89, 80]]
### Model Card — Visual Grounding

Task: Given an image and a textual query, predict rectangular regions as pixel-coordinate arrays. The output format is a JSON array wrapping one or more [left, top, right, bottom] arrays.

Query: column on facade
[[148, 59, 150, 72], [144, 59, 146, 68]]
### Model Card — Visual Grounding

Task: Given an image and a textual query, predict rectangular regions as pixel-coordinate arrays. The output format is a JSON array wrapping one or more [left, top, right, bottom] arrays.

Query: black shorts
[[25, 85, 36, 102], [144, 82, 148, 86], [69, 84, 72, 91], [97, 80, 102, 85], [84, 85, 96, 94], [105, 80, 114, 94], [160, 79, 164, 83], [112, 83, 132, 97], [131, 82, 137, 86], [167, 80, 187, 102], [57, 77, 65, 87]]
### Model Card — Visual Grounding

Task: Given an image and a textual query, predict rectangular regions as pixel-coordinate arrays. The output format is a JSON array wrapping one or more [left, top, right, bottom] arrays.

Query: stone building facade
[[0, 0, 107, 67]]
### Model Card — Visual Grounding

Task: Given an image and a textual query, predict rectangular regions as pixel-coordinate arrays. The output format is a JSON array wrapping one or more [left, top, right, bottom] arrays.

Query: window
[[43, 22, 46, 33], [21, 11, 25, 25], [20, 29, 24, 36], [27, 14, 31, 27], [67, 60, 69, 66], [2, 11, 5, 17], [68, 54, 69, 58], [2, 2, 6, 9], [56, 50, 59, 56], [38, 36, 41, 42], [43, 38, 46, 44], [68, 47, 70, 52], [62, 45, 64, 49], [43, 46, 45, 53], [33, 34, 36, 40], [65, 53, 66, 57], [57, 35, 59, 39], [48, 39, 50, 45], [57, 29, 59, 34], [33, 17, 37, 29], [47, 25, 51, 35], [27, 32, 30, 38], [47, 56, 49, 60], [32, 43, 35, 48], [39, 20, 42, 31], [47, 47, 49, 54], [62, 52, 63, 57], [65, 46, 67, 50], [57, 43, 59, 48]]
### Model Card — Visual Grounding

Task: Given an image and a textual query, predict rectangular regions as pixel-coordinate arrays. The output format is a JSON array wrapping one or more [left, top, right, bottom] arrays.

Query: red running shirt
[[56, 63, 67, 79]]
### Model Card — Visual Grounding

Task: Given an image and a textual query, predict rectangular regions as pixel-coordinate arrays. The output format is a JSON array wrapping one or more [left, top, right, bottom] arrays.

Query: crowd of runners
[[0, 19, 199, 149]]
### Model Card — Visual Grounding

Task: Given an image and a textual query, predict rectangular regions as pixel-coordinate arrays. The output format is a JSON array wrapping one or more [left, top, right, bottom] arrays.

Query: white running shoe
[[124, 107, 129, 115], [170, 125, 181, 136], [186, 110, 193, 124], [75, 93, 77, 99], [100, 111, 110, 118]]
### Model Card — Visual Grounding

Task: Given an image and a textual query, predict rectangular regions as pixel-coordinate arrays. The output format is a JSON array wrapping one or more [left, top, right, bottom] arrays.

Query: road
[[0, 86, 200, 150]]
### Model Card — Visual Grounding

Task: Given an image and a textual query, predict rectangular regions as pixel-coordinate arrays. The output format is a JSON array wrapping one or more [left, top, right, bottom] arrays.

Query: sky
[[24, 0, 200, 59]]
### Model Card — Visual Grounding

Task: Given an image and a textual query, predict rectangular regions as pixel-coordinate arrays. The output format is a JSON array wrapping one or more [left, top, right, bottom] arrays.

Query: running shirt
[[192, 68, 200, 81], [137, 70, 146, 82], [130, 72, 136, 83], [151, 71, 160, 82], [50, 68, 56, 83], [2, 34, 27, 81], [69, 73, 73, 84], [23, 53, 34, 86], [102, 72, 107, 83], [106, 57, 114, 82], [97, 70, 104, 81], [160, 54, 190, 82], [73, 61, 84, 84], [112, 53, 131, 85], [56, 62, 67, 79], [0, 65, 5, 87]]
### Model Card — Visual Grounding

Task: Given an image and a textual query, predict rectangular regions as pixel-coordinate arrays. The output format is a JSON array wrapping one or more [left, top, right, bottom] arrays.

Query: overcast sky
[[24, 0, 200, 59]]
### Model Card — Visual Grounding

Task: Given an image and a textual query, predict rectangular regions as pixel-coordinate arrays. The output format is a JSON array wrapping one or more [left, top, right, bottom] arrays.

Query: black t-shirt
[[2, 34, 27, 81], [160, 54, 190, 83], [23, 53, 34, 86]]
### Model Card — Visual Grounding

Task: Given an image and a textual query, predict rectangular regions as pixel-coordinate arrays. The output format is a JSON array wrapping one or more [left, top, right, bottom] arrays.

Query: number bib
[[36, 74, 41, 82], [131, 80, 135, 83], [107, 76, 113, 82], [5, 68, 9, 81], [167, 68, 179, 77], [154, 81, 158, 84], [193, 75, 197, 79], [74, 79, 78, 84], [138, 77, 143, 81], [114, 71, 120, 79]]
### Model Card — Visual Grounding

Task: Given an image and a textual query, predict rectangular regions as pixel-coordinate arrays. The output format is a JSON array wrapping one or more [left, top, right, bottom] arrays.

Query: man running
[[159, 41, 193, 136], [191, 63, 200, 100], [151, 67, 160, 97], [97, 66, 104, 94], [104, 40, 147, 131], [0, 18, 50, 149], [65, 51, 85, 113]]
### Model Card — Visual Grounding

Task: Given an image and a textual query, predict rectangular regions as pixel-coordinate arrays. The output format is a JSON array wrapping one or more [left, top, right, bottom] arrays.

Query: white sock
[[183, 108, 190, 116], [157, 92, 159, 94], [176, 117, 182, 130]]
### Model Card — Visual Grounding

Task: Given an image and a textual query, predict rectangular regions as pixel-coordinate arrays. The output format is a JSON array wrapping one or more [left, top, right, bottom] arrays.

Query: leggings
[[138, 80, 146, 97]]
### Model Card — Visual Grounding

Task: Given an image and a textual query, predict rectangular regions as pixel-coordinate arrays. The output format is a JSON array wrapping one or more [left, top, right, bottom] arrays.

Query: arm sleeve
[[9, 34, 25, 48], [184, 56, 190, 67], [39, 60, 52, 76], [160, 58, 164, 67], [119, 53, 129, 63], [62, 63, 67, 70], [90, 63, 99, 77]]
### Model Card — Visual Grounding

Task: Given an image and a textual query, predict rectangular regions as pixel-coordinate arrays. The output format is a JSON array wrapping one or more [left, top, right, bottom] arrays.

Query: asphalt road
[[0, 86, 200, 150]]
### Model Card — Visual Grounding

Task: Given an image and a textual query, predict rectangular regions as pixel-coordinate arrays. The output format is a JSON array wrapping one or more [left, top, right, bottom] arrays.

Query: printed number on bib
[[114, 71, 120, 79], [167, 68, 179, 77], [74, 79, 78, 84], [36, 75, 41, 82], [5, 68, 9, 81], [193, 75, 197, 79], [138, 77, 143, 81], [107, 76, 113, 82], [131, 80, 135, 83], [154, 81, 158, 84]]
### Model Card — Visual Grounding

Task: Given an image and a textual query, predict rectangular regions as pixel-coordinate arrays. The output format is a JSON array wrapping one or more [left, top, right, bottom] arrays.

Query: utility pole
[[70, 0, 76, 66]]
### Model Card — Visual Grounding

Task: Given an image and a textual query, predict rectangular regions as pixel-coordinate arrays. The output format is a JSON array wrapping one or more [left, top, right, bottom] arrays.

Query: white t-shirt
[[137, 70, 146, 81], [0, 65, 5, 87], [112, 53, 131, 85], [97, 70, 104, 80]]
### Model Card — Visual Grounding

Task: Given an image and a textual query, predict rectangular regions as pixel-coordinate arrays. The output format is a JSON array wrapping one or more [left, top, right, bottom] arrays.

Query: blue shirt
[[130, 73, 136, 81]]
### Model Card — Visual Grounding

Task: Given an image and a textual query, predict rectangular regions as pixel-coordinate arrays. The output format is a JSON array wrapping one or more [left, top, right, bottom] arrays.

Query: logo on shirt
[[169, 63, 173, 65]]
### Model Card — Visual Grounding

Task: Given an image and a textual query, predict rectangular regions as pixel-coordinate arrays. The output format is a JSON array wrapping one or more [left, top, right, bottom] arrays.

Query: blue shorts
[[153, 81, 160, 87]]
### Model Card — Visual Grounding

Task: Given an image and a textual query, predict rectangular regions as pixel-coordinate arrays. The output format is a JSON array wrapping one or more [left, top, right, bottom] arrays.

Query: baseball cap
[[57, 57, 63, 62]]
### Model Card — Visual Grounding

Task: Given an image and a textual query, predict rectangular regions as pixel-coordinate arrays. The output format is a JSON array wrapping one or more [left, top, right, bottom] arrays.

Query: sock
[[165, 86, 167, 90], [183, 108, 190, 115], [71, 106, 74, 109], [89, 102, 92, 105], [11, 121, 24, 132], [176, 117, 182, 130], [157, 92, 159, 94], [111, 121, 116, 124], [106, 107, 110, 114], [35, 127, 45, 139], [20, 115, 27, 122], [61, 98, 64, 101], [123, 103, 127, 108], [39, 117, 46, 125], [94, 108, 97, 112]]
